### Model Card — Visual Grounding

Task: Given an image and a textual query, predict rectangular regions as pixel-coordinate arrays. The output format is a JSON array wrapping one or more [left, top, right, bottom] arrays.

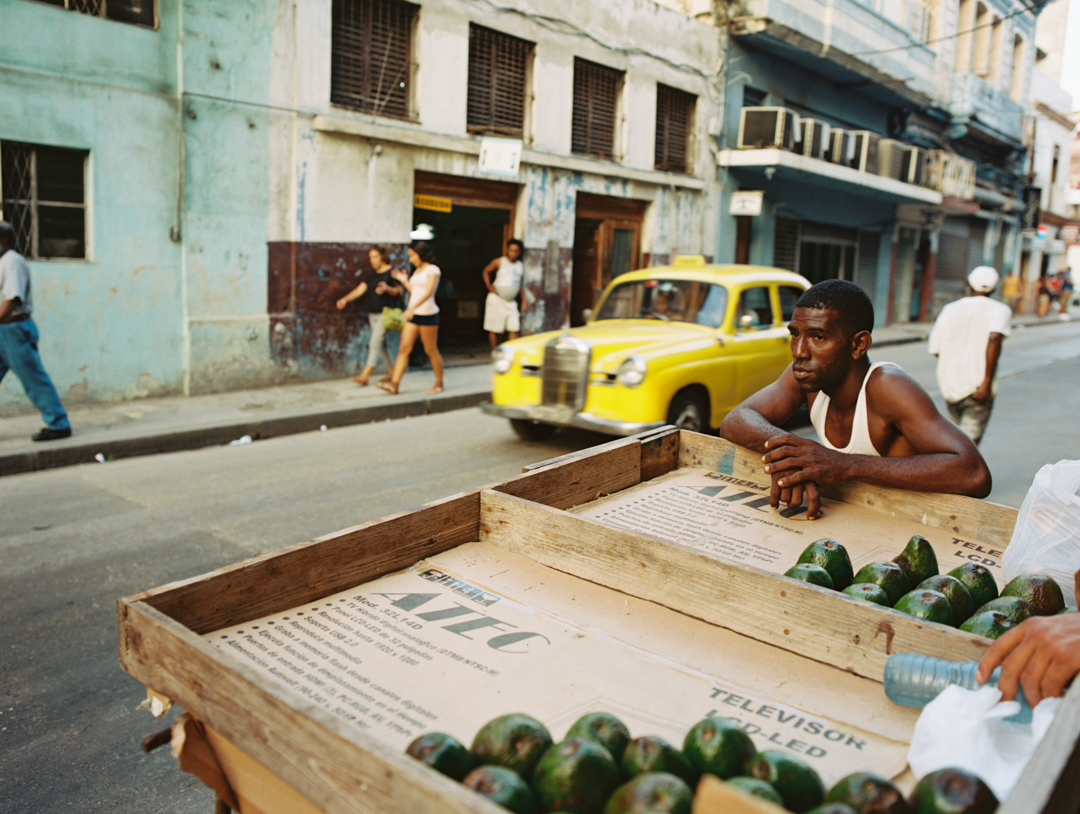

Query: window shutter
[[572, 59, 622, 159], [654, 84, 695, 173], [467, 25, 532, 137], [331, 0, 417, 120]]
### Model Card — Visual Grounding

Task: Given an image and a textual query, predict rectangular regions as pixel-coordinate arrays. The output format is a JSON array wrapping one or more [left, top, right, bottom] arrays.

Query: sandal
[[351, 375, 369, 386], [377, 381, 399, 395], [427, 384, 444, 395]]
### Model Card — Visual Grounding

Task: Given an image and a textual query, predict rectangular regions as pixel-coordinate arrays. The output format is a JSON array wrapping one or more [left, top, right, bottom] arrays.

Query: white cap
[[968, 265, 999, 293]]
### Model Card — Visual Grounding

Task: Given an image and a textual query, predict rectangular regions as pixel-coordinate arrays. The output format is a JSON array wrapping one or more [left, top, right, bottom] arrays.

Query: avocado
[[852, 562, 912, 606], [1057, 606, 1077, 614], [471, 713, 554, 781], [727, 777, 785, 806], [1000, 574, 1066, 616], [603, 772, 694, 814], [746, 750, 825, 813], [894, 590, 955, 626], [682, 716, 756, 780], [974, 596, 1034, 625], [946, 564, 999, 610], [958, 610, 1016, 639], [917, 576, 976, 626], [907, 768, 997, 814], [405, 731, 474, 780], [806, 806, 858, 814], [533, 738, 621, 814], [825, 772, 909, 814], [797, 539, 855, 591], [621, 736, 697, 786], [463, 765, 539, 814], [785, 563, 835, 589], [893, 535, 939, 587], [566, 712, 632, 763], [841, 583, 892, 606]]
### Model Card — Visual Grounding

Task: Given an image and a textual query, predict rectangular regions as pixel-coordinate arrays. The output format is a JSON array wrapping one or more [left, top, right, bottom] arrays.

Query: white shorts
[[484, 291, 520, 333]]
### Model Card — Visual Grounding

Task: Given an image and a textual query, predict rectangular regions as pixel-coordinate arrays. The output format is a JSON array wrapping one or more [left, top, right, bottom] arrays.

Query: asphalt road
[[1, 319, 1078, 812]]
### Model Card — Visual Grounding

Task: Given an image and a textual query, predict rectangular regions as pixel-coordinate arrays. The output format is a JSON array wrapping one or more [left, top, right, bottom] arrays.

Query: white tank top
[[809, 361, 898, 457]]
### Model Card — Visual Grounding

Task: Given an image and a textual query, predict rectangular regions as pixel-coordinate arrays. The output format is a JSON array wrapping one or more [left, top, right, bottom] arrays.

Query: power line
[[849, 2, 1037, 58]]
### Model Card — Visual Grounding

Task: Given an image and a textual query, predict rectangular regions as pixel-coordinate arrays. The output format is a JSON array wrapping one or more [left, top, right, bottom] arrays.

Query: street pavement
[[6, 312, 1069, 477]]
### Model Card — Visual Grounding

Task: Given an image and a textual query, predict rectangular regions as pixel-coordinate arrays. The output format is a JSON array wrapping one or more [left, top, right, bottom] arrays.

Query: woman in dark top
[[336, 246, 403, 385]]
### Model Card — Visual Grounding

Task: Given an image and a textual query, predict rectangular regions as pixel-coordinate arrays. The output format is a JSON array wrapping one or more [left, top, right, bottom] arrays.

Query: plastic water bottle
[[883, 653, 1031, 723]]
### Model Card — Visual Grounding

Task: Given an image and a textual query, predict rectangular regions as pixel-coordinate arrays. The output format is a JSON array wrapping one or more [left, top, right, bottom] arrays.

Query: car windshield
[[594, 279, 729, 328]]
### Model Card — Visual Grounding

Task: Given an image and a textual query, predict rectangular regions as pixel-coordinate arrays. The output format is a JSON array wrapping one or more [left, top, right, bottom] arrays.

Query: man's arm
[[972, 332, 1003, 401], [976, 612, 1080, 706], [481, 258, 500, 294], [0, 298, 15, 323], [762, 368, 992, 498], [720, 366, 807, 453], [335, 281, 368, 310]]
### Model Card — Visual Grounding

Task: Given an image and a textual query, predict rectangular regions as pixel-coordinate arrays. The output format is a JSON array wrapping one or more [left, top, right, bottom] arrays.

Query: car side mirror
[[582, 308, 593, 322], [738, 312, 757, 331]]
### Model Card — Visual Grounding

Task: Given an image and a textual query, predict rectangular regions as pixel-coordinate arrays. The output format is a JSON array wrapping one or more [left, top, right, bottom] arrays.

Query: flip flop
[[427, 385, 444, 395], [377, 381, 398, 395]]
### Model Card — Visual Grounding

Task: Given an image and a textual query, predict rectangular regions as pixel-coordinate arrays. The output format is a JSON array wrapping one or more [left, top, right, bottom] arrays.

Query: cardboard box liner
[[573, 468, 1007, 586], [210, 542, 914, 790]]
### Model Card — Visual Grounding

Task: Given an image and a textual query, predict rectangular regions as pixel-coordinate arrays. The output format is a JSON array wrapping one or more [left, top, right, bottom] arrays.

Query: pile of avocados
[[783, 536, 1071, 637], [405, 711, 999, 814]]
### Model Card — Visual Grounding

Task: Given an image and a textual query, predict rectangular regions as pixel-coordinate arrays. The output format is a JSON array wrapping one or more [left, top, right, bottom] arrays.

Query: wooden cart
[[117, 430, 1080, 814]]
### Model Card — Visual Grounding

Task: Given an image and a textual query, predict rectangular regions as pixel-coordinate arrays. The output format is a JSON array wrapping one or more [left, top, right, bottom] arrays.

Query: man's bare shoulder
[[865, 363, 934, 413]]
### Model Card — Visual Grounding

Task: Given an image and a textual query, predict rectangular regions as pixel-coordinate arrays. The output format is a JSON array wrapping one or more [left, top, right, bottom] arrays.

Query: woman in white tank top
[[378, 242, 444, 395]]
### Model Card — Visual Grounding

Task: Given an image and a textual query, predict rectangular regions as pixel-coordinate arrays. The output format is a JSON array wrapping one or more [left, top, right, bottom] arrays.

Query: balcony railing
[[950, 72, 1024, 144]]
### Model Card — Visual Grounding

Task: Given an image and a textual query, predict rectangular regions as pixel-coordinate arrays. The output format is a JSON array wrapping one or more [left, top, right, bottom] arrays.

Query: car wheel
[[667, 390, 709, 434], [509, 419, 557, 441]]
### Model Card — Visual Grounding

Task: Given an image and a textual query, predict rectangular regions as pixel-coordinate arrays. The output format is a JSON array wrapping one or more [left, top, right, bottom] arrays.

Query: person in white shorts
[[482, 239, 524, 350]]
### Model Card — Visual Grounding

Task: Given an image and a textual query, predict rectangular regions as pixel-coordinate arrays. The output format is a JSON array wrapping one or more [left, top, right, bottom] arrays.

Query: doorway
[[798, 240, 856, 286], [570, 193, 644, 326]]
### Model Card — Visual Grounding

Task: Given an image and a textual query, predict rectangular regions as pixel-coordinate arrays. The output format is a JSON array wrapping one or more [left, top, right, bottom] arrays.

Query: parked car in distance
[[481, 257, 810, 440]]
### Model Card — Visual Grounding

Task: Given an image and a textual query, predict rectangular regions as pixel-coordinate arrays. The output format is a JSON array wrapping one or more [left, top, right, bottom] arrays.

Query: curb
[[0, 390, 490, 477]]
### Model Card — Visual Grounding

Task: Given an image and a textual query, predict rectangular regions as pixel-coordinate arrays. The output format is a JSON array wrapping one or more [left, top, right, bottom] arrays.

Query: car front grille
[[541, 336, 591, 412]]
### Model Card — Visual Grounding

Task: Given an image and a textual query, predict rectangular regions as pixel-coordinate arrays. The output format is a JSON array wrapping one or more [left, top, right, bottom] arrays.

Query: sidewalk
[[0, 312, 1069, 476]]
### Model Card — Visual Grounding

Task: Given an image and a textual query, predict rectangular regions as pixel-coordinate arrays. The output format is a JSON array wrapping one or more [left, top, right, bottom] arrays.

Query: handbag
[[381, 306, 405, 332]]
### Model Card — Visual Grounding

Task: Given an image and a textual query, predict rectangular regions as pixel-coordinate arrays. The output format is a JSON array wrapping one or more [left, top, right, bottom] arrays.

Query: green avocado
[[471, 713, 554, 781], [946, 564, 999, 610], [682, 716, 756, 780], [958, 610, 1016, 639], [825, 772, 909, 814], [974, 596, 1034, 625], [894, 590, 955, 626], [1000, 574, 1066, 616], [566, 712, 632, 763], [603, 772, 694, 814], [533, 738, 621, 814], [727, 777, 785, 806], [841, 583, 892, 606], [785, 563, 836, 589], [893, 535, 939, 587], [621, 736, 697, 787], [917, 576, 976, 626], [852, 562, 912, 606], [797, 539, 855, 591], [746, 750, 825, 813], [405, 731, 474, 781], [907, 768, 997, 814], [463, 765, 538, 814], [805, 806, 859, 814]]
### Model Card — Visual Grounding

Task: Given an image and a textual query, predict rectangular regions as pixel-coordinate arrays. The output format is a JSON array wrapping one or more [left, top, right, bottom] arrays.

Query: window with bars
[[35, 0, 156, 27], [572, 58, 623, 160], [654, 84, 696, 173], [331, 0, 418, 120], [1, 142, 88, 260], [467, 25, 532, 138]]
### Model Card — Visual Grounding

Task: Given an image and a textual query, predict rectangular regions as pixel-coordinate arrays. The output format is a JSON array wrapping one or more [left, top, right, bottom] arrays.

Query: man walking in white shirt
[[928, 265, 1012, 445]]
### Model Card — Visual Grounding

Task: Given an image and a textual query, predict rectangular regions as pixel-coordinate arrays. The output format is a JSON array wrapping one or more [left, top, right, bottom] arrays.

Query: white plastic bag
[[907, 685, 1061, 802], [1002, 460, 1080, 608]]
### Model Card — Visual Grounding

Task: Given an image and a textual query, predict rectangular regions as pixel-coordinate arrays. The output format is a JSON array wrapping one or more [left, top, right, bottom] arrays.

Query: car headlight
[[616, 355, 647, 388], [492, 345, 515, 374]]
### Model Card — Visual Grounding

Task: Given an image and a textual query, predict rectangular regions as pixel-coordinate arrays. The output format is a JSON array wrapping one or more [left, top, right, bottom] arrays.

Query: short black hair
[[795, 279, 874, 336], [507, 238, 524, 254], [411, 241, 437, 265], [0, 220, 14, 246]]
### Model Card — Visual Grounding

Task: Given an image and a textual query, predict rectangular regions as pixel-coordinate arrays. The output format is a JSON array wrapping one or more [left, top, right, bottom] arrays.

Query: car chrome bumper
[[480, 401, 666, 437]]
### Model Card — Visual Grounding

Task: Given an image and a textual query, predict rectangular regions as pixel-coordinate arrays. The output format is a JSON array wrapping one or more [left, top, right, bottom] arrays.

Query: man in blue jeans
[[0, 220, 72, 441]]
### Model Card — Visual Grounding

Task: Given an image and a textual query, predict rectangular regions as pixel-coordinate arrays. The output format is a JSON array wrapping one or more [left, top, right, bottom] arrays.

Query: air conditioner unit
[[849, 131, 880, 173], [877, 139, 906, 181], [824, 129, 853, 165], [738, 107, 799, 150], [901, 146, 925, 185], [799, 119, 831, 159], [923, 150, 976, 199]]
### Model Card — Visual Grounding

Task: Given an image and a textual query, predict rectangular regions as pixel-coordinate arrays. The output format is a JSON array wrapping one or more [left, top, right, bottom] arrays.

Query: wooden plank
[[478, 490, 991, 682], [999, 677, 1080, 814], [693, 774, 788, 814], [640, 426, 682, 481], [678, 436, 1017, 549], [122, 490, 480, 635], [495, 437, 642, 510], [117, 601, 503, 814]]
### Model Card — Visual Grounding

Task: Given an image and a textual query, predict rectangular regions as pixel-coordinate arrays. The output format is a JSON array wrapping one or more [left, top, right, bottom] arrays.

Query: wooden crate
[[118, 431, 1080, 814]]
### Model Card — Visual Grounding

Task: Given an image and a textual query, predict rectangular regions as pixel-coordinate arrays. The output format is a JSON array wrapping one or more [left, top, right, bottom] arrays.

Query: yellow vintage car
[[481, 258, 810, 440]]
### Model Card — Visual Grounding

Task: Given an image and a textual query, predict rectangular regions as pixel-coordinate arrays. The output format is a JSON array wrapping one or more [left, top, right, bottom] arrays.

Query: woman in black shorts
[[379, 242, 444, 395]]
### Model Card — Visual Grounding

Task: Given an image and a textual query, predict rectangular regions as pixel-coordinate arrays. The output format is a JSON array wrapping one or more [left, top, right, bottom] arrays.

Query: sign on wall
[[730, 190, 765, 217], [479, 137, 523, 177], [414, 194, 452, 213]]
